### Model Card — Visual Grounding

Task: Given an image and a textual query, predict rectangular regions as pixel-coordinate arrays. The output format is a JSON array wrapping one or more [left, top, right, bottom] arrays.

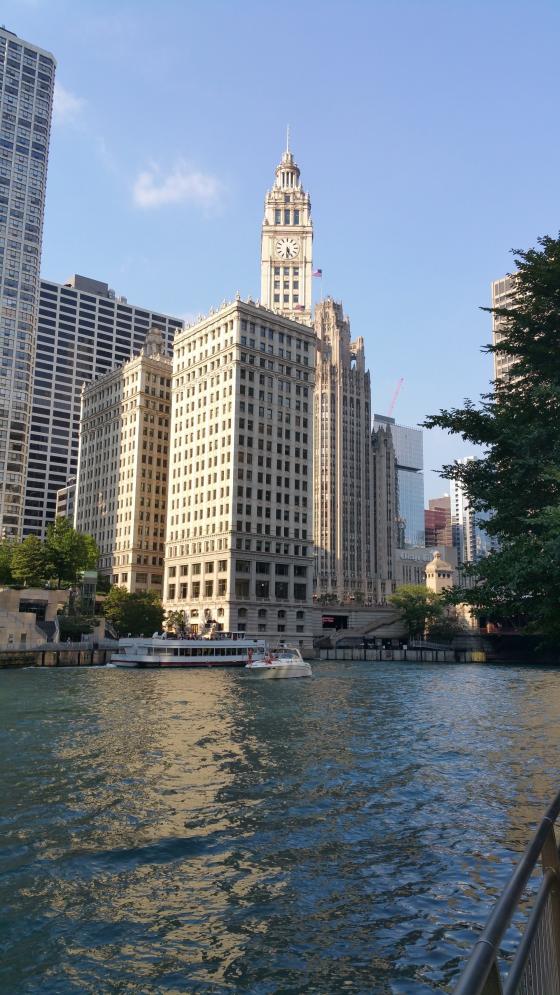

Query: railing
[[454, 791, 560, 995]]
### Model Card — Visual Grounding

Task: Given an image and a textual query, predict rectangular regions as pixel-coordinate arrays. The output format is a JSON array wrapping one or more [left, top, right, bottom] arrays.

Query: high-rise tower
[[313, 298, 377, 599], [0, 27, 56, 536], [260, 140, 313, 323]]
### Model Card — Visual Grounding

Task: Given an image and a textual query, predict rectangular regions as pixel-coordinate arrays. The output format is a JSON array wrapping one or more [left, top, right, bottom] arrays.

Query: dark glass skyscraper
[[0, 27, 55, 535]]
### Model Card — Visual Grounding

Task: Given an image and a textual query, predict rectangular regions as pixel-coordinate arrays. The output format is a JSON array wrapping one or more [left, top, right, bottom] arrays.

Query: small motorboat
[[245, 645, 312, 679]]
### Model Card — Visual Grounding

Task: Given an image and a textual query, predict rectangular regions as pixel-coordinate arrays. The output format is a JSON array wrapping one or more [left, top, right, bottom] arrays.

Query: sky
[[4, 0, 560, 498]]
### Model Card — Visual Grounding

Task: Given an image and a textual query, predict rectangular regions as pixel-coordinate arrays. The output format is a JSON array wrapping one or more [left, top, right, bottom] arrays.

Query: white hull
[[245, 661, 312, 679]]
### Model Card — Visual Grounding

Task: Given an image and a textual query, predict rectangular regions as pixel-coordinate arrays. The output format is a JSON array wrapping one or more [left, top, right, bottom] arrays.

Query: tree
[[0, 538, 15, 585], [389, 585, 443, 640], [103, 587, 164, 636], [43, 517, 98, 586], [427, 615, 468, 643], [166, 608, 189, 636], [11, 535, 47, 587], [424, 234, 560, 639]]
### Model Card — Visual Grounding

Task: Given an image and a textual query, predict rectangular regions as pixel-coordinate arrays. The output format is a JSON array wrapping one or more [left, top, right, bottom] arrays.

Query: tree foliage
[[103, 587, 164, 637], [1, 518, 98, 589], [389, 585, 443, 639], [0, 538, 15, 585], [424, 234, 560, 638], [44, 517, 98, 585], [166, 608, 189, 636], [11, 535, 47, 587]]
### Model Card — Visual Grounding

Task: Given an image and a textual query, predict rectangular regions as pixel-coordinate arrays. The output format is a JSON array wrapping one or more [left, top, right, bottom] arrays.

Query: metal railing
[[454, 791, 560, 995]]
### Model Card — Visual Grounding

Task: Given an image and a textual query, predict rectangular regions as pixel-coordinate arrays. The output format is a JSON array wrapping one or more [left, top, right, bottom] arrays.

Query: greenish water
[[1, 662, 559, 994]]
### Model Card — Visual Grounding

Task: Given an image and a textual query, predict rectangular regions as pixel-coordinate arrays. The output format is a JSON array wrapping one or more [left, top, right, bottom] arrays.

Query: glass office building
[[374, 414, 425, 547], [0, 27, 56, 535]]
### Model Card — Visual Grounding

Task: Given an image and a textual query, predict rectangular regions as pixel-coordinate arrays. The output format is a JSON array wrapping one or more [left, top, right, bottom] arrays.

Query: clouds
[[53, 82, 85, 125], [132, 161, 222, 210]]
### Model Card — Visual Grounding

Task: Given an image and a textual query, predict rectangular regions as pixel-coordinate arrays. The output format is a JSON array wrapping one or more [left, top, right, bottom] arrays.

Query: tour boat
[[110, 632, 266, 669], [244, 645, 312, 679]]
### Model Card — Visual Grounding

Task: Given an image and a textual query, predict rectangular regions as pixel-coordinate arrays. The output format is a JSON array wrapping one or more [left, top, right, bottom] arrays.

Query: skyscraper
[[260, 143, 313, 323], [0, 27, 56, 536], [313, 297, 379, 599], [424, 495, 452, 547], [373, 414, 425, 547], [74, 329, 172, 593], [450, 459, 497, 565], [491, 274, 517, 382], [24, 274, 182, 537], [163, 298, 316, 653]]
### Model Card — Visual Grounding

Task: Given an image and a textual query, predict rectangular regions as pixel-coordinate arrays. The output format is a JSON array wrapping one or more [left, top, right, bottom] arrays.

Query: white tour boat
[[244, 645, 312, 680], [110, 632, 266, 669]]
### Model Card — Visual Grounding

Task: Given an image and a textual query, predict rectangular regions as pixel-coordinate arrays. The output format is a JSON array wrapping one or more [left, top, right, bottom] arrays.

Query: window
[[235, 579, 250, 598], [256, 581, 269, 599], [236, 559, 251, 573], [274, 209, 281, 224], [284, 209, 290, 224], [275, 582, 289, 600], [256, 561, 270, 574], [294, 583, 307, 600], [205, 581, 213, 597]]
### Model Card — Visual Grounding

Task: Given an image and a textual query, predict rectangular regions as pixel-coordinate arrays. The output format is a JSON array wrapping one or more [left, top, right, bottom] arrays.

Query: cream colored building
[[492, 274, 517, 381], [313, 298, 393, 601], [260, 142, 313, 323], [164, 297, 316, 652], [425, 550, 457, 594], [74, 329, 171, 592]]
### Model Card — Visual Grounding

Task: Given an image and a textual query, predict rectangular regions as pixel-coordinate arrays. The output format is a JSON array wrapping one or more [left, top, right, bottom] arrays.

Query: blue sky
[[4, 0, 560, 497]]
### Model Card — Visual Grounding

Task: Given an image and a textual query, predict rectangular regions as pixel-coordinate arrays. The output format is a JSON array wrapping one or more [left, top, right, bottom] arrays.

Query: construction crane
[[387, 377, 404, 417]]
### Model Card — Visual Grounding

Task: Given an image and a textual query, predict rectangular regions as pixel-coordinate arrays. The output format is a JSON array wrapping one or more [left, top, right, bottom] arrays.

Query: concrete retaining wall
[[0, 647, 114, 668], [319, 648, 486, 663]]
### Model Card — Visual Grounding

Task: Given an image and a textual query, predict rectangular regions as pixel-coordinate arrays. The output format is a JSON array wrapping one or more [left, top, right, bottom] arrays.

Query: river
[[1, 661, 559, 994]]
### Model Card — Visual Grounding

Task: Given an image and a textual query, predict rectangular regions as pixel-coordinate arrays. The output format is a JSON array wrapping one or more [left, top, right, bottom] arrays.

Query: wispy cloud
[[132, 161, 222, 210], [53, 82, 85, 125]]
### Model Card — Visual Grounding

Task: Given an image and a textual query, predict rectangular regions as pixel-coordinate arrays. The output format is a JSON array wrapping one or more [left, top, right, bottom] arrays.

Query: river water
[[1, 662, 559, 994]]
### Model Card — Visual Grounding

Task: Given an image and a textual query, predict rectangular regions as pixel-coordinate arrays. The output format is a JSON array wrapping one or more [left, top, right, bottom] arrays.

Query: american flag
[[313, 268, 322, 277]]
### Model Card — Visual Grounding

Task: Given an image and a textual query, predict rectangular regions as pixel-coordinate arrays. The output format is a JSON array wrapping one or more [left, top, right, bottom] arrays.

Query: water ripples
[[1, 662, 559, 993]]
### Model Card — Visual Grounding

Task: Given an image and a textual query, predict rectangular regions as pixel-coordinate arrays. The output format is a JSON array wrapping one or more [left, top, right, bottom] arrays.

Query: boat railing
[[454, 790, 560, 995]]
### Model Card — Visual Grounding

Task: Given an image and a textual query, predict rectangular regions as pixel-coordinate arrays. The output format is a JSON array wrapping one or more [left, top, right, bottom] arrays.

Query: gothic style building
[[312, 299, 397, 601]]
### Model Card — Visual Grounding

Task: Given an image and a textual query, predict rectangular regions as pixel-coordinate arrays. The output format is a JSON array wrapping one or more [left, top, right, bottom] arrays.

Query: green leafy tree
[[44, 517, 98, 586], [0, 538, 15, 585], [389, 584, 443, 640], [166, 608, 188, 636], [103, 587, 164, 637], [427, 615, 468, 643], [11, 535, 47, 587], [424, 234, 560, 640]]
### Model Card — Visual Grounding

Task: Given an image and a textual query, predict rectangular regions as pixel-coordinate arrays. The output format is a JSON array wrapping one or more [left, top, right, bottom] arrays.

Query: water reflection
[[1, 663, 560, 993]]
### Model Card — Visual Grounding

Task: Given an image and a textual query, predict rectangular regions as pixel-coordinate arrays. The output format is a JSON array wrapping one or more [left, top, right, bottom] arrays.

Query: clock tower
[[260, 141, 313, 322]]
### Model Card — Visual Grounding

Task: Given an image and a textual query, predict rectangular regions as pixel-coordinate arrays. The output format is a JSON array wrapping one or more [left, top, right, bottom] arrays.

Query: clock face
[[275, 237, 299, 259]]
